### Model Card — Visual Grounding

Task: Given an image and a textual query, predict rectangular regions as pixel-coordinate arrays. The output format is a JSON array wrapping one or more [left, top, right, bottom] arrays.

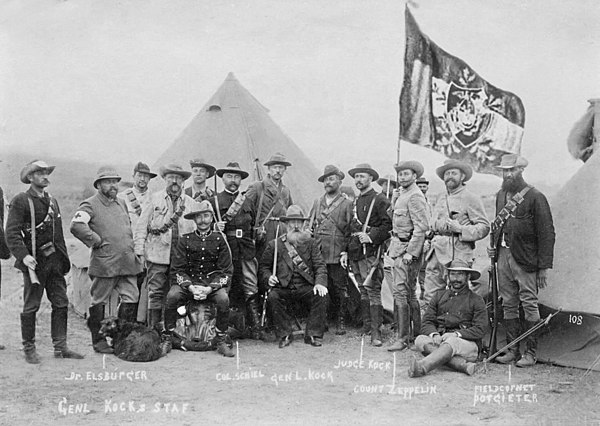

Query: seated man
[[163, 200, 235, 357], [408, 259, 488, 377], [259, 205, 329, 348]]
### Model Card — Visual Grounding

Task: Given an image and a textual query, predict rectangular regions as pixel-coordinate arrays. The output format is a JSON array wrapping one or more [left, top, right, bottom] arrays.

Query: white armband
[[71, 211, 91, 224]]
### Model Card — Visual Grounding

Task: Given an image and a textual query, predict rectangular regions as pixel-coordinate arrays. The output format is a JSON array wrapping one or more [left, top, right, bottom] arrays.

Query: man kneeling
[[408, 260, 487, 377], [163, 201, 235, 357], [259, 205, 329, 348]]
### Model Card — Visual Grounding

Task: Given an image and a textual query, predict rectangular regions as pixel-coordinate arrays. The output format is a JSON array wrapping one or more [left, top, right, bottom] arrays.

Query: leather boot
[[370, 305, 383, 347], [335, 297, 347, 335], [246, 297, 263, 340], [360, 299, 371, 335], [159, 308, 178, 356], [118, 303, 138, 323], [388, 302, 409, 352], [148, 308, 163, 329], [88, 305, 113, 354], [215, 328, 235, 357], [51, 307, 84, 359], [21, 313, 40, 364], [496, 318, 521, 364], [409, 299, 421, 344], [446, 356, 477, 376], [516, 320, 538, 368], [408, 343, 453, 377]]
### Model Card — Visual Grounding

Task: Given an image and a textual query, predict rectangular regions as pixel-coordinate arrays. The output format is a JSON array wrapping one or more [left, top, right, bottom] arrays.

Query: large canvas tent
[[153, 72, 321, 209]]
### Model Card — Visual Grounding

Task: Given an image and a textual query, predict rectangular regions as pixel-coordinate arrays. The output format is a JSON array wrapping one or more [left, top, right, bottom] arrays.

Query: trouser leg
[[268, 288, 293, 339]]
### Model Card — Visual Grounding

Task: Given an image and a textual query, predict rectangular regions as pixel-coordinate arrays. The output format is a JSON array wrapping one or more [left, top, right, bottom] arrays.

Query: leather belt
[[226, 229, 245, 238], [391, 231, 412, 242]]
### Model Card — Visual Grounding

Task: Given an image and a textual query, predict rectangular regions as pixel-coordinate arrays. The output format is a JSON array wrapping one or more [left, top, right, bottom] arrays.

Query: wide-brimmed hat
[[133, 161, 157, 178], [279, 205, 309, 222], [160, 163, 192, 180], [20, 160, 56, 184], [348, 163, 379, 181], [445, 259, 481, 280], [318, 164, 345, 182], [394, 160, 424, 178], [264, 152, 292, 167], [436, 159, 473, 182], [495, 154, 528, 169], [216, 162, 249, 179], [183, 200, 215, 219], [416, 176, 429, 185], [189, 159, 216, 178], [93, 166, 122, 188], [376, 174, 399, 188]]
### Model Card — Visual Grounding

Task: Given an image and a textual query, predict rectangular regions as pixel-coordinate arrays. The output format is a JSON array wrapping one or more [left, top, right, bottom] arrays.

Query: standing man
[[245, 152, 293, 260], [425, 160, 489, 305], [376, 174, 399, 202], [416, 176, 432, 300], [387, 161, 429, 352], [0, 184, 11, 350], [164, 201, 235, 357], [71, 166, 142, 354], [259, 205, 329, 348], [211, 162, 262, 339], [342, 163, 391, 347], [134, 164, 197, 328], [185, 159, 216, 202], [6, 160, 83, 363], [308, 165, 353, 335], [489, 154, 555, 367], [118, 161, 157, 323]]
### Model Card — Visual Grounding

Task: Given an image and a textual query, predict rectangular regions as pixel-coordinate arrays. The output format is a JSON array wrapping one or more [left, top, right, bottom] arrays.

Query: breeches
[[497, 247, 540, 322], [234, 258, 258, 300], [350, 256, 382, 305], [22, 269, 68, 314], [145, 262, 170, 310], [424, 252, 448, 306], [90, 275, 139, 307], [415, 334, 478, 362], [390, 255, 420, 306]]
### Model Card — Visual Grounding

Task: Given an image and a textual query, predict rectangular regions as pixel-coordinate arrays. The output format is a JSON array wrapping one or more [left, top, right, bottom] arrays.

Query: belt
[[391, 231, 412, 242], [226, 229, 246, 238]]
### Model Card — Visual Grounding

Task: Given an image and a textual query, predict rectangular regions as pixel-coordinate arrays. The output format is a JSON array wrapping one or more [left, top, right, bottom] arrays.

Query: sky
[[0, 0, 598, 188]]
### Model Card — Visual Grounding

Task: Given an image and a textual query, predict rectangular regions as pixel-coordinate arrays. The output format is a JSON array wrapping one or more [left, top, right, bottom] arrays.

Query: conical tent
[[153, 72, 321, 209], [537, 151, 600, 371]]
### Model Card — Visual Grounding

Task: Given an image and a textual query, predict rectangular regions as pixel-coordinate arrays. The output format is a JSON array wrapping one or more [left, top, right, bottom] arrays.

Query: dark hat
[[348, 163, 379, 181], [376, 174, 399, 188], [93, 166, 122, 189], [189, 159, 216, 178], [416, 176, 429, 185], [160, 164, 192, 180], [216, 162, 249, 180], [495, 154, 528, 169], [20, 160, 56, 184], [445, 259, 481, 280], [183, 200, 215, 219], [394, 160, 424, 178], [279, 205, 309, 222], [318, 164, 345, 182], [264, 152, 292, 167], [133, 162, 157, 178], [436, 159, 473, 182]]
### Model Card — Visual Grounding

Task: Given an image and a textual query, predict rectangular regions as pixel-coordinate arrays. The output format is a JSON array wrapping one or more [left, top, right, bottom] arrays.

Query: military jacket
[[348, 188, 391, 260], [388, 182, 429, 259], [245, 175, 293, 244], [117, 187, 151, 230], [210, 190, 256, 261], [308, 193, 353, 264]]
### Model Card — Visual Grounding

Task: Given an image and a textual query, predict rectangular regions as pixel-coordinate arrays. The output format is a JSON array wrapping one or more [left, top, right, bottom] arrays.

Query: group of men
[[2, 151, 555, 377]]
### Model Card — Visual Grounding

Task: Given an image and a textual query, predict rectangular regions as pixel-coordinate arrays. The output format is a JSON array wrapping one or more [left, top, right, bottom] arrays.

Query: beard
[[166, 182, 182, 196], [287, 229, 310, 246], [226, 182, 239, 193], [502, 174, 526, 193], [100, 186, 118, 200], [450, 280, 468, 291], [445, 178, 460, 191]]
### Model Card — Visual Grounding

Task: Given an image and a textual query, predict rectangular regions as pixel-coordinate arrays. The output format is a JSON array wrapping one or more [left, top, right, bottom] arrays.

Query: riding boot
[[215, 328, 235, 357], [148, 308, 163, 329], [422, 343, 439, 356], [51, 307, 84, 359], [516, 320, 538, 367], [246, 297, 263, 340], [21, 313, 40, 364], [335, 297, 347, 335], [360, 299, 371, 335], [410, 299, 421, 343], [88, 304, 113, 354], [408, 343, 454, 378], [388, 302, 409, 351], [446, 356, 477, 375], [118, 303, 139, 323], [496, 318, 521, 364], [370, 305, 383, 347]]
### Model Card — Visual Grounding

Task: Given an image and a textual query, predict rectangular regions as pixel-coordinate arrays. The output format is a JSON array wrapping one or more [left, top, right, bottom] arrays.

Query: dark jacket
[[0, 187, 10, 260], [185, 186, 215, 202], [348, 188, 392, 260], [493, 184, 555, 272], [421, 286, 488, 343], [5, 188, 70, 275], [308, 193, 353, 264], [258, 235, 327, 291], [170, 230, 233, 291], [210, 190, 256, 261]]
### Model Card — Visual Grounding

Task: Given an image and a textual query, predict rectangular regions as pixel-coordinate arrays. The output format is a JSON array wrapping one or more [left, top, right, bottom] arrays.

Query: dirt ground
[[0, 261, 598, 426]]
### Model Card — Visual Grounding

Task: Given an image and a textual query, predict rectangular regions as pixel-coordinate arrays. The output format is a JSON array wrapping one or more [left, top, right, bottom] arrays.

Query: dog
[[99, 317, 163, 362]]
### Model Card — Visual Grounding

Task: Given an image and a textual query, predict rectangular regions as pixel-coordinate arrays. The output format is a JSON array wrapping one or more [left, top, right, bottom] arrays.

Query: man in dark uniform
[[409, 260, 488, 377], [308, 165, 352, 335], [341, 163, 392, 347], [259, 205, 329, 348], [488, 154, 555, 367], [245, 152, 293, 260], [185, 159, 216, 202], [164, 200, 235, 357], [211, 162, 262, 339], [6, 160, 83, 363]]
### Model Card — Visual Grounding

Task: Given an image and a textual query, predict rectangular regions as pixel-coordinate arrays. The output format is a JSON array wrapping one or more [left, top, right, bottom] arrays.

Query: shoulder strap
[[254, 182, 266, 228], [224, 192, 247, 222], [27, 197, 36, 258], [126, 189, 142, 216], [283, 239, 314, 283], [362, 197, 377, 233], [491, 186, 532, 245]]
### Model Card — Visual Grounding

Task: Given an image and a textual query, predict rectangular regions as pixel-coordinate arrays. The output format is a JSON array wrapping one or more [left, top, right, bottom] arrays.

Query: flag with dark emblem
[[399, 7, 525, 175]]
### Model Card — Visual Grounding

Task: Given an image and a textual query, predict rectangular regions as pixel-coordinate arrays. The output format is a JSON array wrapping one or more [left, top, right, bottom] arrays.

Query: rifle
[[261, 221, 280, 327], [254, 158, 263, 182], [487, 245, 500, 356]]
